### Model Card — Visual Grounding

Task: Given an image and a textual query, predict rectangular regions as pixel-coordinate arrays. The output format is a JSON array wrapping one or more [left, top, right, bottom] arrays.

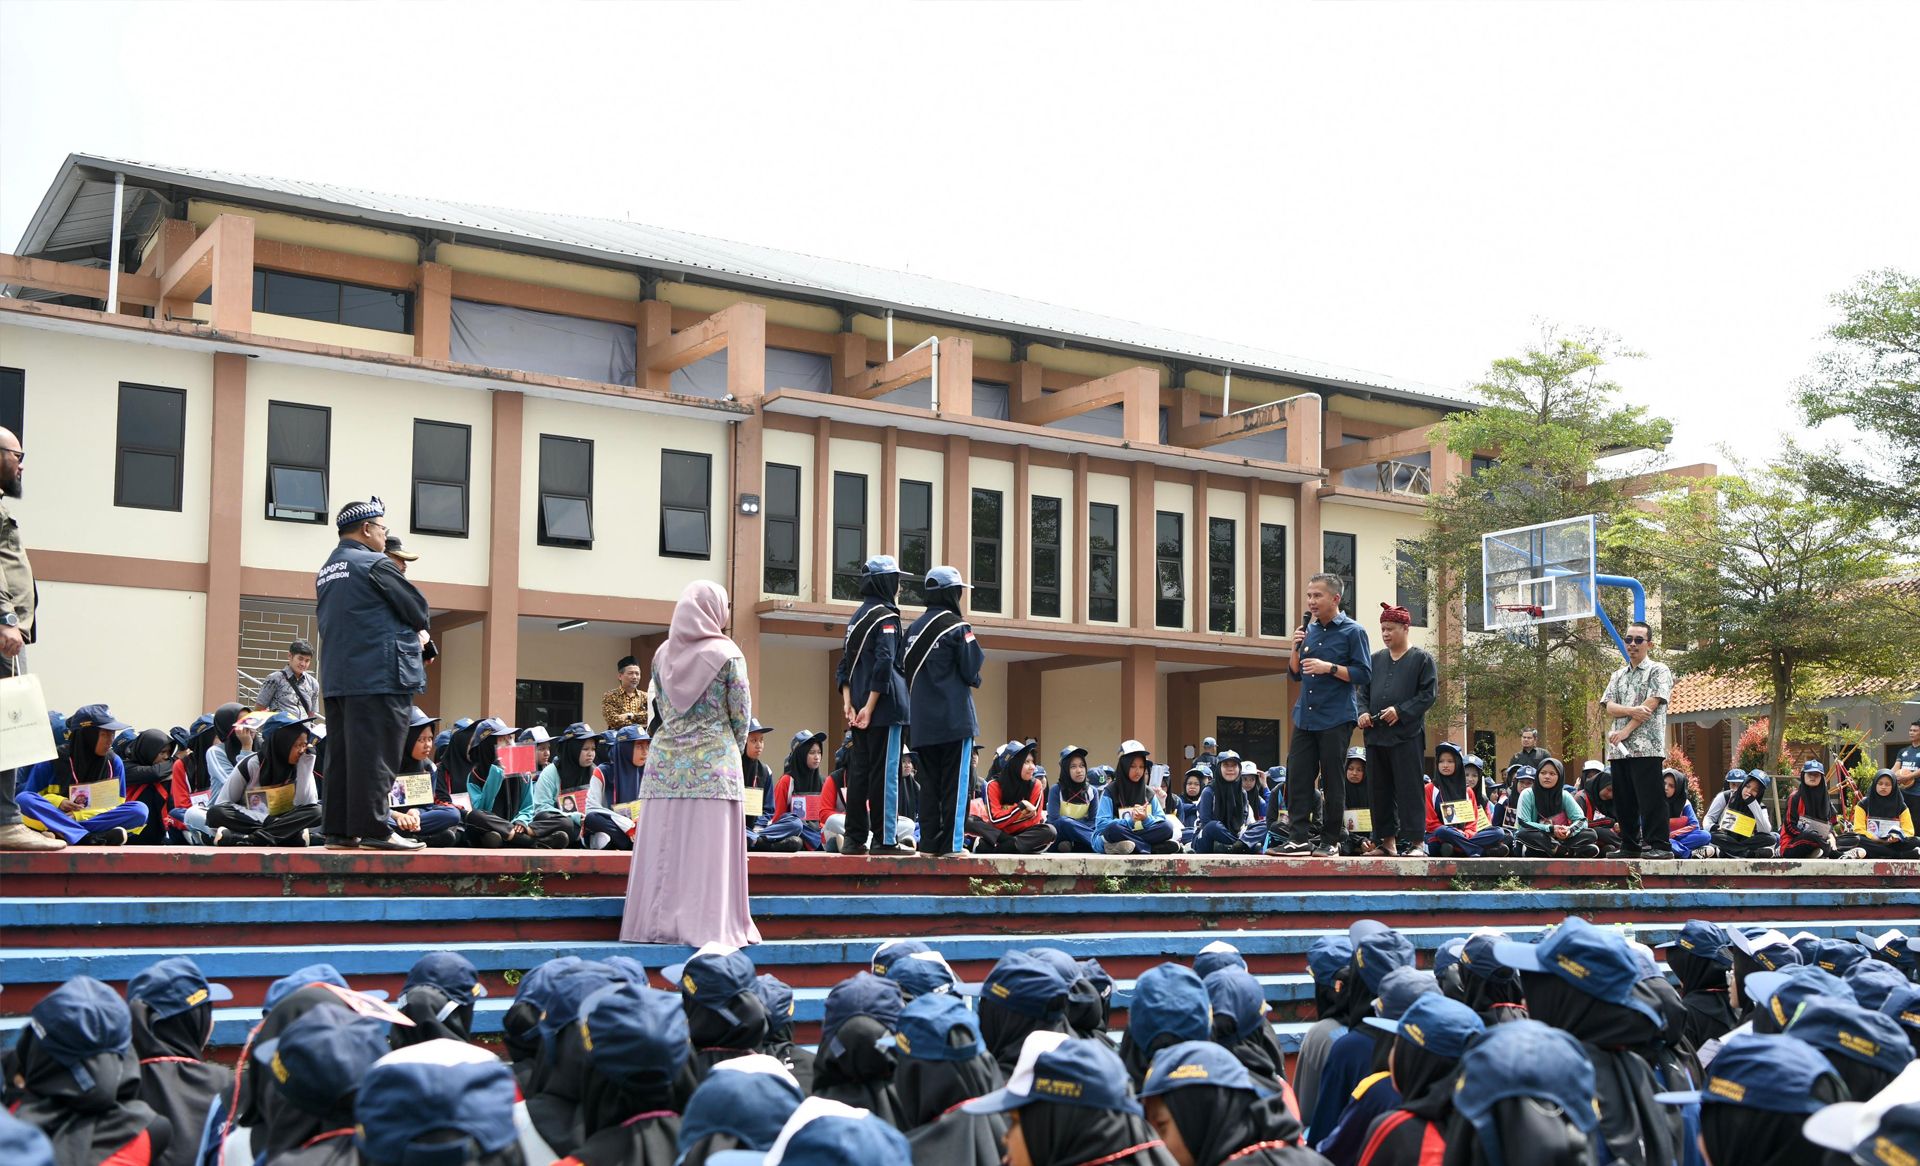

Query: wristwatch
[[1, 611, 17, 628]]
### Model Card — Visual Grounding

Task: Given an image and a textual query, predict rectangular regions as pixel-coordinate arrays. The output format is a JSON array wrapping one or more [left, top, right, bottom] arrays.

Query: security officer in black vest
[[903, 565, 984, 858], [835, 554, 910, 855], [315, 497, 432, 851]]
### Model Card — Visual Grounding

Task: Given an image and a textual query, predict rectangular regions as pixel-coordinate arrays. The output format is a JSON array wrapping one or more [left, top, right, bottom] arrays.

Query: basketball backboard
[[1481, 515, 1598, 631]]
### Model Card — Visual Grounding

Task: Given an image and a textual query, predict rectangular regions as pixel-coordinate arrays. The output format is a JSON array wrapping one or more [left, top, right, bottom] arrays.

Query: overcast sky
[[4, 0, 1914, 471]]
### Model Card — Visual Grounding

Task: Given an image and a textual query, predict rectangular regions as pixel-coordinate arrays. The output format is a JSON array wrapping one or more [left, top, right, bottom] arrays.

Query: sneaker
[[1230, 840, 1255, 855], [1693, 845, 1719, 859], [212, 827, 235, 847], [840, 844, 869, 856], [1274, 841, 1314, 856], [323, 835, 361, 850], [1842, 847, 1868, 860], [1574, 842, 1603, 858], [1402, 844, 1429, 858], [360, 832, 427, 852], [1106, 840, 1137, 855], [869, 843, 913, 857], [82, 827, 128, 846], [0, 822, 65, 851], [534, 831, 569, 850], [477, 830, 504, 848], [1310, 844, 1339, 857]]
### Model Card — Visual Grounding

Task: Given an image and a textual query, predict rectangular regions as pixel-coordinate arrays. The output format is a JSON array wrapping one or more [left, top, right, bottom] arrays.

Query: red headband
[[1379, 602, 1413, 626]]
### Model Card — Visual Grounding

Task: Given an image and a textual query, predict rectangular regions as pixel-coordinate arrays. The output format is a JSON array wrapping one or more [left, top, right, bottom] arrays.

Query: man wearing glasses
[[1600, 620, 1675, 859], [0, 428, 63, 851], [314, 496, 433, 851]]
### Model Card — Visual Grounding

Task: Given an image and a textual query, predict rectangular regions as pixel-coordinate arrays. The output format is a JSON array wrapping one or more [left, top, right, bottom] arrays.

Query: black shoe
[[869, 843, 913, 856], [360, 832, 426, 852], [81, 827, 128, 846], [1574, 842, 1602, 857], [1310, 843, 1339, 858], [1274, 841, 1313, 856], [323, 835, 360, 850], [534, 831, 569, 850], [841, 844, 869, 856]]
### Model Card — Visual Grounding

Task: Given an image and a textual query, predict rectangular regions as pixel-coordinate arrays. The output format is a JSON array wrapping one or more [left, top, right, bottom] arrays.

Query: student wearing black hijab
[[751, 974, 816, 1093], [1048, 746, 1101, 853], [1205, 968, 1292, 1090], [896, 994, 1009, 1166], [1195, 760, 1254, 854], [1782, 1000, 1913, 1107], [965, 1032, 1177, 1166], [1580, 764, 1626, 856], [389, 709, 465, 848], [978, 952, 1073, 1078], [1840, 769, 1920, 859], [1705, 770, 1778, 859], [986, 739, 1058, 854], [675, 1056, 806, 1165], [762, 730, 827, 852], [1354, 996, 1484, 1166], [249, 1009, 390, 1166], [126, 957, 234, 1166], [1121, 965, 1215, 1094], [1653, 1032, 1845, 1166], [122, 731, 176, 847], [208, 713, 323, 847], [667, 945, 770, 1082], [1779, 761, 1841, 858], [569, 983, 695, 1166], [389, 952, 484, 1049], [810, 973, 906, 1127], [1451, 932, 1529, 1026], [1099, 740, 1176, 855], [11, 977, 169, 1166], [1656, 921, 1738, 1049], [1142, 1042, 1326, 1166]]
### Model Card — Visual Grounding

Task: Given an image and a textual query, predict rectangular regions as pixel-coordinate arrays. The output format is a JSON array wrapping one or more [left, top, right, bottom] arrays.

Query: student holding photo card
[[1780, 760, 1843, 858], [515, 722, 591, 849], [388, 706, 464, 847], [1837, 769, 1920, 859], [1706, 769, 1779, 859], [583, 724, 649, 851], [16, 704, 152, 845], [207, 711, 322, 846]]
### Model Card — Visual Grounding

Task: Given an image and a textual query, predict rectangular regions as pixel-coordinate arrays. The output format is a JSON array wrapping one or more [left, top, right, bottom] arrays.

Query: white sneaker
[[1694, 845, 1719, 859], [1842, 847, 1868, 860], [1106, 840, 1137, 855]]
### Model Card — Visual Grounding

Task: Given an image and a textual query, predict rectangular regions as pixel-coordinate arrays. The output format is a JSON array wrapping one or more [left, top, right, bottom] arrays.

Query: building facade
[[2, 154, 1479, 764]]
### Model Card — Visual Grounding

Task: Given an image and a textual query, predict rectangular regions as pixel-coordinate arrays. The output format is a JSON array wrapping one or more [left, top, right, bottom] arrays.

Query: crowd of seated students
[[12, 704, 1920, 862], [9, 919, 1919, 1166]]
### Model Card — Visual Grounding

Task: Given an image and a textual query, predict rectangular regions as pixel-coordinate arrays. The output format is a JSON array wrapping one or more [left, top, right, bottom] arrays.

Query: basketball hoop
[[1495, 603, 1546, 618]]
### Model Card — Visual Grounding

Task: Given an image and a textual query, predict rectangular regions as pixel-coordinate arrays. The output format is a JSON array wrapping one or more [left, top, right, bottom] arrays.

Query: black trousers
[[322, 693, 410, 839], [1612, 756, 1669, 852], [843, 722, 903, 848], [916, 737, 971, 855], [208, 801, 322, 845], [1288, 722, 1355, 845], [1366, 737, 1427, 845]]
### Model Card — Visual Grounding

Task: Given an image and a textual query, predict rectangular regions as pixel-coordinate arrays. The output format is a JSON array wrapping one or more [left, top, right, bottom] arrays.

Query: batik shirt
[[638, 659, 752, 801], [1602, 657, 1675, 761]]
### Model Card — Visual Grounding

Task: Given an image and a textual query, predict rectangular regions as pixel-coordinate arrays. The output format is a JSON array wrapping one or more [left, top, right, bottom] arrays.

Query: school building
[[1, 153, 1486, 766]]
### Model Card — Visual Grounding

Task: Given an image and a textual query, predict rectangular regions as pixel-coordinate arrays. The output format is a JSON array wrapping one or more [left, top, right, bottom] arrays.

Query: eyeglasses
[[0, 447, 22, 463], [1623, 636, 1648, 644]]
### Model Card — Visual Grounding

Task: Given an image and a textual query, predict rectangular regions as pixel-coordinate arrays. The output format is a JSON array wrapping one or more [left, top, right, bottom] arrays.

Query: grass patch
[[968, 877, 1032, 896], [1448, 872, 1531, 893]]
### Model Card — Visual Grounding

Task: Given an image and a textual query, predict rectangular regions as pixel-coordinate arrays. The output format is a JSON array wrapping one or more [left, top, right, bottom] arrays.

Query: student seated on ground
[[127, 956, 234, 1166], [165, 713, 219, 844], [1780, 760, 1843, 858], [388, 707, 465, 848], [1233, 757, 1273, 852], [1097, 740, 1176, 855], [1838, 769, 1920, 859], [581, 724, 646, 851], [984, 739, 1058, 854], [121, 730, 176, 847], [465, 717, 571, 848], [740, 718, 778, 836], [759, 730, 828, 852], [1705, 769, 1779, 858], [516, 722, 592, 849], [1194, 760, 1255, 855], [1662, 768, 1717, 858], [1261, 766, 1290, 850], [1048, 745, 1100, 852], [17, 705, 152, 846], [208, 712, 322, 846], [1422, 741, 1512, 858], [1171, 767, 1204, 847], [1512, 759, 1601, 858]]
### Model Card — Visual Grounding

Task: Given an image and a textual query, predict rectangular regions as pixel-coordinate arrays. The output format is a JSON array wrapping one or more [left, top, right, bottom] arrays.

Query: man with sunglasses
[[1599, 620, 1675, 858]]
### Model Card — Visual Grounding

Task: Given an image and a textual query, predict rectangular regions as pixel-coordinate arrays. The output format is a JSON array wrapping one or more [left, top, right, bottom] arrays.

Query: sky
[[3, 0, 1914, 472]]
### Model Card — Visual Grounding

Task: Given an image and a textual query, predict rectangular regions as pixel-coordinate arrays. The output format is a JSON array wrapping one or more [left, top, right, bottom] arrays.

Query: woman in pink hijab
[[620, 579, 762, 947]]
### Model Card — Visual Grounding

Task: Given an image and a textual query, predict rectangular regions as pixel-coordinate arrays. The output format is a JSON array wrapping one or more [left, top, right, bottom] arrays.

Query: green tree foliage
[[1794, 269, 1920, 537], [1415, 327, 1673, 760]]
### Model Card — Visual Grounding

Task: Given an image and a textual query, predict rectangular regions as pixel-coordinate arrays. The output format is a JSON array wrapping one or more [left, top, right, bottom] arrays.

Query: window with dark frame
[[515, 680, 583, 737], [1031, 495, 1062, 618], [113, 383, 186, 511], [1324, 531, 1357, 618], [659, 450, 712, 559], [0, 367, 22, 451], [1156, 511, 1185, 629], [832, 472, 867, 601], [1214, 716, 1280, 771], [972, 488, 1003, 614], [764, 463, 801, 596], [1259, 523, 1289, 636], [410, 420, 470, 537], [266, 401, 330, 523], [1208, 516, 1236, 633], [1396, 540, 1429, 627], [899, 480, 933, 605], [1089, 502, 1119, 623], [537, 434, 594, 549], [200, 269, 413, 334]]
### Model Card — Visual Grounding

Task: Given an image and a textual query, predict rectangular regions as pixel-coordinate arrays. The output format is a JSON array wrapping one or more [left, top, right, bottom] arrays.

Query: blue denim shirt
[[1289, 612, 1373, 731]]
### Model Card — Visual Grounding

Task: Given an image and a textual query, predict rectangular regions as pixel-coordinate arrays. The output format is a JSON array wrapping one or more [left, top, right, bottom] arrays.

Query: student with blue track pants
[[903, 565, 983, 857], [1664, 768, 1717, 858], [583, 724, 648, 850], [1047, 745, 1100, 852], [836, 555, 911, 855], [388, 707, 463, 847], [1234, 758, 1274, 851], [1172, 769, 1203, 846], [1096, 740, 1177, 854], [1424, 741, 1513, 858], [18, 704, 152, 845], [1194, 761, 1254, 854]]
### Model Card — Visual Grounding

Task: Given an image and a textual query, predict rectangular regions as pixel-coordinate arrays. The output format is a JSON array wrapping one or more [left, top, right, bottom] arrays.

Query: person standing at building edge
[[1356, 601, 1437, 857], [314, 496, 432, 851], [256, 640, 320, 718], [603, 655, 648, 731], [903, 566, 983, 858], [1278, 573, 1371, 857], [1508, 727, 1549, 774], [0, 426, 63, 852], [1600, 619, 1674, 859], [837, 555, 910, 855]]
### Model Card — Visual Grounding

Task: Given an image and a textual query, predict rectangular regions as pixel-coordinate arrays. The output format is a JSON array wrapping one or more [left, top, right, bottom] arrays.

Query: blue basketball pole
[[1593, 573, 1647, 661]]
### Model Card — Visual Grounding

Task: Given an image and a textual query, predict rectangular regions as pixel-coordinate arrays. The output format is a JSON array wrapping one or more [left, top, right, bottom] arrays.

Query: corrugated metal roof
[[18, 154, 1478, 409]]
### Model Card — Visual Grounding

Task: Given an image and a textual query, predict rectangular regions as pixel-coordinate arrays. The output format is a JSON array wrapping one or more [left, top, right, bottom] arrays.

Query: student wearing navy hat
[[1194, 941, 1248, 981], [1653, 1032, 1844, 1166], [1314, 966, 1439, 1161], [811, 973, 906, 1126], [251, 1009, 391, 1166], [1444, 1020, 1600, 1166], [904, 565, 985, 857], [1841, 769, 1920, 860], [1805, 1088, 1920, 1166], [1781, 760, 1843, 858], [355, 1040, 523, 1166], [568, 983, 694, 1166], [983, 739, 1058, 854], [16, 703, 151, 846], [739, 719, 777, 841], [895, 993, 1009, 1166], [314, 495, 434, 852], [1353, 995, 1484, 1166], [1705, 769, 1779, 859], [1120, 964, 1214, 1091], [665, 944, 771, 1082], [1023, 949, 1104, 1042], [1292, 935, 1356, 1120], [518, 722, 594, 848], [978, 951, 1073, 1078], [1140, 1041, 1318, 1166], [1305, 923, 1417, 1144], [126, 956, 234, 1166], [162, 713, 219, 844], [1448, 931, 1528, 1027], [887, 950, 965, 1002], [204, 712, 323, 847], [1816, 938, 1874, 979], [1847, 960, 1912, 1015], [1203, 967, 1290, 1091], [1421, 742, 1513, 859], [1656, 920, 1738, 1048], [751, 974, 815, 1093], [835, 555, 911, 856], [120, 729, 178, 848], [387, 706, 465, 848], [579, 723, 646, 851], [1047, 744, 1100, 853], [1512, 758, 1601, 858], [1786, 1001, 1915, 1108], [498, 956, 585, 1091], [11, 976, 169, 1166], [760, 730, 829, 852], [390, 951, 485, 1047], [1194, 759, 1256, 855], [1097, 740, 1176, 855], [676, 1054, 806, 1164], [965, 1032, 1173, 1166]]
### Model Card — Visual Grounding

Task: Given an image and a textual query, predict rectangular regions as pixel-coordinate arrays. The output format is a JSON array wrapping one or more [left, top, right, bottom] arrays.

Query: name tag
[[391, 774, 434, 808], [1344, 808, 1373, 834], [743, 786, 765, 819], [1441, 800, 1475, 826], [1726, 812, 1756, 838], [1061, 800, 1090, 820], [620, 800, 643, 821], [67, 779, 123, 813], [189, 790, 212, 809], [451, 791, 472, 812]]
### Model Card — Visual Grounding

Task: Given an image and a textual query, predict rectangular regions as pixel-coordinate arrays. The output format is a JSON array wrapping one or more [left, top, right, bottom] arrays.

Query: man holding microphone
[[1277, 573, 1372, 857]]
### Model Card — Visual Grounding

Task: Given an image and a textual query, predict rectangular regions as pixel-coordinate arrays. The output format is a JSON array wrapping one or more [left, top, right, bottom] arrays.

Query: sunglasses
[[1623, 635, 1648, 644]]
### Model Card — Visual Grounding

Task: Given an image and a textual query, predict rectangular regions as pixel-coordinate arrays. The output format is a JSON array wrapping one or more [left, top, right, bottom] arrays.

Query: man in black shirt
[[1508, 728, 1549, 774], [1356, 602, 1438, 856]]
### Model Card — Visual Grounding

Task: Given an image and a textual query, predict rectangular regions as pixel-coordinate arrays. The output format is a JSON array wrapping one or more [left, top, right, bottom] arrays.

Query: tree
[[1615, 463, 1904, 795], [1794, 269, 1920, 538], [1416, 326, 1674, 761]]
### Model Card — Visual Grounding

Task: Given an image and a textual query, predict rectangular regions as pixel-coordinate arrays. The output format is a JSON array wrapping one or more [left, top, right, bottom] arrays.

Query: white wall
[[515, 622, 634, 730], [32, 581, 207, 730], [1321, 500, 1436, 655]]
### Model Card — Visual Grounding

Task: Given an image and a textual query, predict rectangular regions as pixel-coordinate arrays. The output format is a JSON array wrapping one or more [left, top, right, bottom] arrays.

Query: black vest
[[315, 539, 425, 697]]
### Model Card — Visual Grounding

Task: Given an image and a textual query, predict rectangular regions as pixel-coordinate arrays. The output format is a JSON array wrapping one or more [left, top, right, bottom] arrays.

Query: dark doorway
[[516, 680, 583, 735], [1215, 716, 1281, 770]]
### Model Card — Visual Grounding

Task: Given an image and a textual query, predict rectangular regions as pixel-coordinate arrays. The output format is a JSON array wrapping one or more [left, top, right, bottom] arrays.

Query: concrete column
[[1130, 463, 1155, 628], [1007, 660, 1043, 743], [1120, 644, 1157, 746], [482, 391, 524, 717], [201, 353, 246, 709], [938, 337, 974, 417], [414, 263, 452, 360], [943, 436, 971, 568]]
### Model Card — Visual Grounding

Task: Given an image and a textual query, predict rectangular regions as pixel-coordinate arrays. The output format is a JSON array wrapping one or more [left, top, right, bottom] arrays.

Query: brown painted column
[[415, 263, 452, 360], [1191, 471, 1209, 633], [1006, 660, 1043, 742], [1130, 463, 1155, 628], [943, 436, 971, 569], [938, 337, 974, 417], [1012, 446, 1031, 620], [810, 418, 832, 601], [1169, 673, 1200, 761], [208, 216, 254, 333], [725, 320, 768, 696], [880, 428, 898, 556], [639, 302, 673, 393], [201, 353, 247, 709], [630, 632, 666, 675], [1430, 437, 1470, 742], [1120, 644, 1157, 747], [1072, 453, 1089, 624], [482, 391, 524, 717], [1243, 477, 1262, 639], [1293, 477, 1322, 627]]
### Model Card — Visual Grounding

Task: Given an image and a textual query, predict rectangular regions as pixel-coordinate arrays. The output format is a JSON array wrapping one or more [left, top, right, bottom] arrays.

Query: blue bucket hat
[[1127, 963, 1212, 1052], [1802, 759, 1827, 775], [1805, 1097, 1920, 1166], [678, 1058, 805, 1155], [28, 977, 131, 1091], [753, 974, 797, 1027], [1786, 1000, 1914, 1078], [1350, 920, 1417, 995], [663, 944, 758, 1023], [1732, 927, 1803, 973], [580, 983, 690, 1085], [264, 963, 389, 1011], [980, 951, 1069, 1020], [1193, 940, 1247, 980], [820, 973, 904, 1056], [1027, 947, 1082, 985], [1746, 966, 1857, 1029], [894, 993, 985, 1063], [431, 729, 452, 756], [1367, 993, 1486, 1058], [126, 956, 234, 1020], [1453, 1020, 1600, 1150], [1077, 959, 1115, 1007], [1307, 935, 1355, 987], [924, 565, 968, 591], [1140, 1039, 1275, 1099], [1372, 966, 1441, 1021], [405, 951, 486, 1001], [964, 1032, 1142, 1116], [612, 724, 649, 745], [253, 1010, 390, 1114], [1845, 960, 1911, 1012], [887, 951, 963, 1000], [1656, 920, 1733, 967], [405, 706, 438, 730], [355, 1042, 520, 1166], [533, 961, 625, 1054], [1881, 984, 1920, 1045], [335, 496, 385, 530], [1203, 968, 1269, 1043], [1433, 938, 1469, 981], [1654, 1031, 1841, 1113], [871, 939, 933, 977], [1495, 916, 1664, 1027]]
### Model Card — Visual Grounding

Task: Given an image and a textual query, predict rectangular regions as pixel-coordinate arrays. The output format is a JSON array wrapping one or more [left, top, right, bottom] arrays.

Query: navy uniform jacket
[[903, 608, 983, 746], [1288, 612, 1372, 731], [314, 539, 430, 697], [836, 598, 909, 727]]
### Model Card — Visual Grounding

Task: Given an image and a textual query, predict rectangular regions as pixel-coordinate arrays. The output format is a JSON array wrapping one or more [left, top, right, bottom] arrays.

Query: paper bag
[[0, 673, 56, 771]]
